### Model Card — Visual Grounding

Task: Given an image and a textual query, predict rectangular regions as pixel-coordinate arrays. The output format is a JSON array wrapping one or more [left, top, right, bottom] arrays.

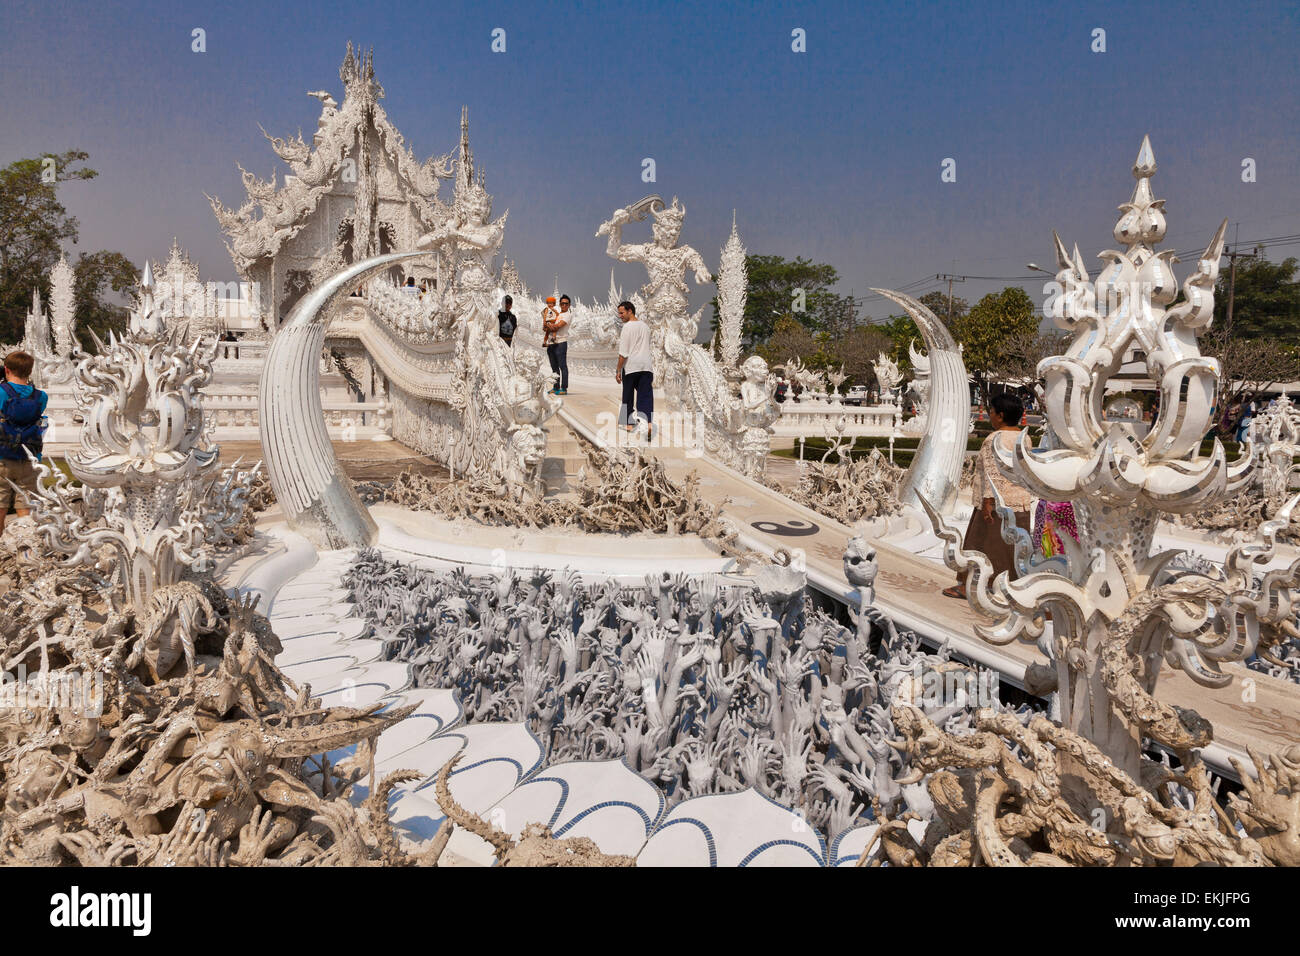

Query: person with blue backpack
[[0, 350, 48, 535]]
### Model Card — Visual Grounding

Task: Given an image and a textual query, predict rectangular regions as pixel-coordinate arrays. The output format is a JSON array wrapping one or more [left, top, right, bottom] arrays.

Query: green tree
[[950, 286, 1039, 396], [0, 150, 97, 342], [754, 315, 832, 370], [73, 251, 139, 349], [0, 150, 138, 347], [917, 290, 968, 327], [873, 313, 922, 370], [1214, 253, 1300, 340], [832, 322, 894, 387], [712, 254, 851, 347]]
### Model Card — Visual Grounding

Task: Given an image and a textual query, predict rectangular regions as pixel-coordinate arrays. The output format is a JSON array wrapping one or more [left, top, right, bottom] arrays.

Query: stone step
[[548, 439, 583, 456], [541, 416, 589, 497]]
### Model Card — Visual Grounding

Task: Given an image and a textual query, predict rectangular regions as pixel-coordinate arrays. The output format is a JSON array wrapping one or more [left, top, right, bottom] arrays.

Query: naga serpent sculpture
[[260, 251, 430, 548], [868, 288, 971, 513]]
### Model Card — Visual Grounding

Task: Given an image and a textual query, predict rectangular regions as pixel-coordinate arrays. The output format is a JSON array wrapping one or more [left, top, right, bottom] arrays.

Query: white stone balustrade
[[41, 386, 391, 450], [771, 402, 901, 437]]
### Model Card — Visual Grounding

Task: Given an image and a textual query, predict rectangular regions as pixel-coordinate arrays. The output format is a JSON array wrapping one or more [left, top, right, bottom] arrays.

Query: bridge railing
[[771, 402, 901, 437]]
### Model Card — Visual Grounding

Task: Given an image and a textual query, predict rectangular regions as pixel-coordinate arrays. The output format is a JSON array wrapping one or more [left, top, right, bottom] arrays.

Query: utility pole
[[935, 274, 965, 325], [1223, 246, 1257, 339]]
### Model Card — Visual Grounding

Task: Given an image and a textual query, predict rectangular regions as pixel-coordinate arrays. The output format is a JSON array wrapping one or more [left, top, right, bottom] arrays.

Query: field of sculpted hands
[[341, 546, 1025, 861]]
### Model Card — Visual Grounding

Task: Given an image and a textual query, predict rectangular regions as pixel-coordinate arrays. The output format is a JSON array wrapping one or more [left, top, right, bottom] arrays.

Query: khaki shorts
[[0, 458, 36, 511]]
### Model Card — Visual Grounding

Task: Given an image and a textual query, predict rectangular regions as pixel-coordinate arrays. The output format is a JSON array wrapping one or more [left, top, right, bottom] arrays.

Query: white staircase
[[540, 418, 586, 498]]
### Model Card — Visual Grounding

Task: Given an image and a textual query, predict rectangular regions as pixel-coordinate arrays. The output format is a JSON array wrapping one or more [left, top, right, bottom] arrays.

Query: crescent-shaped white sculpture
[[260, 251, 429, 548], [869, 288, 971, 513]]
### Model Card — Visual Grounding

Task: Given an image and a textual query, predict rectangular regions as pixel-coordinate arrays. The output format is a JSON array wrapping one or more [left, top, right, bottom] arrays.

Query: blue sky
[[3, 0, 1298, 320]]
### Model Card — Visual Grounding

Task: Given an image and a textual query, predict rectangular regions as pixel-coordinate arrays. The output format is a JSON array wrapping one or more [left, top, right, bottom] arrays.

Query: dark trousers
[[547, 341, 568, 390], [620, 370, 654, 427]]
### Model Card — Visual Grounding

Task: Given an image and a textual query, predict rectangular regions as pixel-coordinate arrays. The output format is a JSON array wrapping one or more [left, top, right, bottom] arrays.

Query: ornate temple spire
[[717, 211, 747, 369], [129, 260, 167, 342], [24, 285, 49, 359], [456, 105, 474, 196], [49, 251, 76, 357], [1112, 134, 1167, 259], [339, 41, 382, 103]]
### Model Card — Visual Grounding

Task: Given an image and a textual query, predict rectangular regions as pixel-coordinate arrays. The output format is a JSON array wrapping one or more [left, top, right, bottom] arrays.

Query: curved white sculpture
[[260, 250, 428, 548], [870, 289, 970, 513]]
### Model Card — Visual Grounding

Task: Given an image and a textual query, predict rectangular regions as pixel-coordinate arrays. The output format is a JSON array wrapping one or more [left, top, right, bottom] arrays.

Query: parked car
[[843, 386, 872, 406]]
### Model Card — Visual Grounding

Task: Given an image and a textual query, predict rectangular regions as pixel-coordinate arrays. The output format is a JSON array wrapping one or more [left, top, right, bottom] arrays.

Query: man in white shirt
[[615, 300, 654, 437]]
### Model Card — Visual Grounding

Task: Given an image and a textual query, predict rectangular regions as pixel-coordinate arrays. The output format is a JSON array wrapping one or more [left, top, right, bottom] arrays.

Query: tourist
[[1236, 402, 1255, 444], [0, 351, 48, 536], [943, 392, 1033, 599], [498, 295, 517, 346], [544, 294, 571, 395], [402, 276, 418, 295], [1034, 499, 1078, 559], [615, 300, 653, 437]]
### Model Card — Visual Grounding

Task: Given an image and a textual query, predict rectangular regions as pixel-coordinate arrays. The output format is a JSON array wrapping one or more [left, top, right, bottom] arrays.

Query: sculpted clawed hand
[[828, 794, 864, 836], [685, 740, 721, 792], [640, 725, 671, 770], [521, 607, 547, 647], [801, 621, 828, 655], [534, 690, 559, 724], [554, 631, 580, 674], [495, 571, 516, 605], [805, 798, 832, 831], [456, 635, 485, 666], [747, 660, 776, 697], [844, 762, 877, 796], [780, 733, 813, 797], [232, 804, 283, 866], [58, 832, 131, 867], [642, 631, 668, 670], [789, 696, 816, 735], [693, 626, 720, 664], [809, 762, 852, 804], [621, 716, 647, 764], [740, 593, 781, 635], [578, 606, 603, 640], [521, 662, 546, 704], [675, 640, 704, 672], [595, 207, 632, 237], [146, 804, 226, 867], [738, 738, 773, 789], [777, 648, 814, 688]]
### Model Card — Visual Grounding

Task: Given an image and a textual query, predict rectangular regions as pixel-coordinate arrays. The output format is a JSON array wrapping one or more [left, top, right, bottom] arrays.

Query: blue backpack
[[0, 382, 46, 461]]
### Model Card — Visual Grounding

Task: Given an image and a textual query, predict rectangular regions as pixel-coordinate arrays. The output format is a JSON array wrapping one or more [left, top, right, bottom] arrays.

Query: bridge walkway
[[555, 375, 1300, 778]]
